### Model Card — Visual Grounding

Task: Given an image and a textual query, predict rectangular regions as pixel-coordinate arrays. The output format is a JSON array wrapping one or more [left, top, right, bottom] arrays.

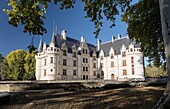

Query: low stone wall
[[0, 80, 167, 92]]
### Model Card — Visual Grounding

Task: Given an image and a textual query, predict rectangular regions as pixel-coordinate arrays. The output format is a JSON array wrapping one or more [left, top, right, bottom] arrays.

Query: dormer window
[[93, 56, 96, 60], [130, 48, 133, 52], [122, 52, 126, 57], [100, 56, 103, 60], [111, 54, 114, 59], [63, 50, 67, 56], [73, 52, 76, 57], [83, 49, 85, 53], [86, 49, 88, 54]]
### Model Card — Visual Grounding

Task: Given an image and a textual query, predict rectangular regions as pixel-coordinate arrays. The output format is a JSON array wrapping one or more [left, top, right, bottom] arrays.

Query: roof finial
[[53, 21, 57, 36]]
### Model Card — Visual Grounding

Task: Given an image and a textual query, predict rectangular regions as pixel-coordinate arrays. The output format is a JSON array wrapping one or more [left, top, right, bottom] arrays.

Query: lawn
[[1, 86, 165, 109]]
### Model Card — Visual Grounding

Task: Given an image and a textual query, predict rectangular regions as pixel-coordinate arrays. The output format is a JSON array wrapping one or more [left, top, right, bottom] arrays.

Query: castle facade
[[35, 30, 144, 81]]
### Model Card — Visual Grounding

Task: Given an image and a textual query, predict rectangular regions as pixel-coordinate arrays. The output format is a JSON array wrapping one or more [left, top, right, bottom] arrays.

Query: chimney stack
[[97, 39, 101, 51], [81, 36, 85, 42], [112, 36, 115, 43], [118, 34, 121, 39], [61, 30, 67, 40]]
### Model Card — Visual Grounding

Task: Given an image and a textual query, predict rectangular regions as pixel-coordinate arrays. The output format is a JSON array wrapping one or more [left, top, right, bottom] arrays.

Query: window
[[51, 69, 53, 72], [50, 57, 53, 63], [123, 70, 127, 75], [139, 49, 141, 52], [111, 54, 114, 59], [93, 56, 96, 60], [44, 59, 46, 66], [122, 60, 126, 66], [63, 69, 67, 75], [122, 52, 126, 57], [86, 49, 88, 54], [86, 67, 88, 71], [130, 48, 133, 52], [131, 57, 134, 64], [132, 65, 134, 67], [83, 58, 85, 63], [93, 63, 96, 68], [101, 71, 104, 76], [111, 62, 114, 67], [94, 71, 96, 76], [100, 56, 103, 60], [51, 47, 53, 51], [73, 52, 76, 57], [83, 49, 85, 53], [44, 69, 46, 76], [100, 63, 103, 68], [63, 50, 67, 56], [86, 58, 88, 63], [63, 59, 67, 66], [73, 60, 76, 66], [73, 70, 76, 76], [132, 68, 134, 75], [83, 67, 85, 71]]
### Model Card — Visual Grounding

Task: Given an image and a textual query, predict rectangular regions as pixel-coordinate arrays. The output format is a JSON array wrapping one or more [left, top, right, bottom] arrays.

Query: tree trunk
[[154, 0, 170, 108]]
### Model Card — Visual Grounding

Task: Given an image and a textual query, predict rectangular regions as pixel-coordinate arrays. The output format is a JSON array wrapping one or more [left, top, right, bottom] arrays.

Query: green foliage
[[3, 0, 131, 37], [24, 52, 36, 80], [122, 0, 166, 68], [145, 66, 168, 78], [1, 49, 36, 80]]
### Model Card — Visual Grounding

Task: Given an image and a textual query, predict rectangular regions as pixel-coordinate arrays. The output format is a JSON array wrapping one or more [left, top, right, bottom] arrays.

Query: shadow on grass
[[1, 86, 165, 109]]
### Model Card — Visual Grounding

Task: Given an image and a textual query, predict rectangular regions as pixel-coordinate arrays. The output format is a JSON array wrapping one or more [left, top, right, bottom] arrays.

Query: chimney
[[97, 39, 101, 51], [118, 34, 121, 39], [81, 36, 84, 42], [112, 36, 115, 43], [61, 30, 67, 40]]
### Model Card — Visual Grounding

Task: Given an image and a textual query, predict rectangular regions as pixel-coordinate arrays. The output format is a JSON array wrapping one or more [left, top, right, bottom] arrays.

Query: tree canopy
[[122, 0, 166, 68], [3, 0, 131, 37], [1, 49, 35, 80]]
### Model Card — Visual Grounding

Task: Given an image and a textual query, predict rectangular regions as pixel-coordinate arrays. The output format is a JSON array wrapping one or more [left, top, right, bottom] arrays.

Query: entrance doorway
[[111, 74, 115, 80]]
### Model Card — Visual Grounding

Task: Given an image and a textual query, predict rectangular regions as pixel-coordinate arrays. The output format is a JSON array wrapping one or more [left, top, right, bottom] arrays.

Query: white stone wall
[[35, 35, 145, 81]]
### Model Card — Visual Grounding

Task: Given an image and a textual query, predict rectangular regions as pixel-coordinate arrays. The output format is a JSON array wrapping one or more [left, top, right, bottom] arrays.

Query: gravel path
[[1, 86, 165, 109]]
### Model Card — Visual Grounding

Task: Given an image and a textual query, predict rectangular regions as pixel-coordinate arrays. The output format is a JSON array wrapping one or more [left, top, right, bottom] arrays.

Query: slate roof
[[100, 37, 140, 56], [38, 38, 43, 53], [54, 35, 96, 55]]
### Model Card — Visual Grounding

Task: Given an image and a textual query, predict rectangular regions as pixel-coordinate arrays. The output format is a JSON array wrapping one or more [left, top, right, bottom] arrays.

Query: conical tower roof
[[38, 37, 43, 53]]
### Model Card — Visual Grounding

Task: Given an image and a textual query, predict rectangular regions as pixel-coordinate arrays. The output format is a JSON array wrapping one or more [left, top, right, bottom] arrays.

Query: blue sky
[[0, 1, 128, 57]]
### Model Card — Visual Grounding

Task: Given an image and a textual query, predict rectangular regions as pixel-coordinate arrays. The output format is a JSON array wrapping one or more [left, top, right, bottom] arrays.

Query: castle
[[35, 29, 144, 81]]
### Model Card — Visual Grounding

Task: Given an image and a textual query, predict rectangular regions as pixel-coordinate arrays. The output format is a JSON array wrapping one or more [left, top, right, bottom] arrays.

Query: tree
[[0, 54, 4, 80], [24, 52, 36, 80], [3, 0, 131, 37], [3, 50, 27, 80], [2, 49, 36, 80], [145, 66, 167, 78], [122, 0, 166, 69]]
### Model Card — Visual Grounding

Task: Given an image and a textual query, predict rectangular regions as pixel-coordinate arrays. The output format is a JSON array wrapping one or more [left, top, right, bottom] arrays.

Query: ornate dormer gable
[[121, 44, 126, 51], [61, 42, 67, 56], [129, 43, 134, 52], [72, 44, 77, 57], [61, 42, 67, 49], [92, 50, 96, 56], [72, 44, 77, 50], [92, 50, 97, 60], [109, 47, 115, 59], [99, 49, 104, 56], [80, 36, 89, 55], [99, 49, 104, 60]]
